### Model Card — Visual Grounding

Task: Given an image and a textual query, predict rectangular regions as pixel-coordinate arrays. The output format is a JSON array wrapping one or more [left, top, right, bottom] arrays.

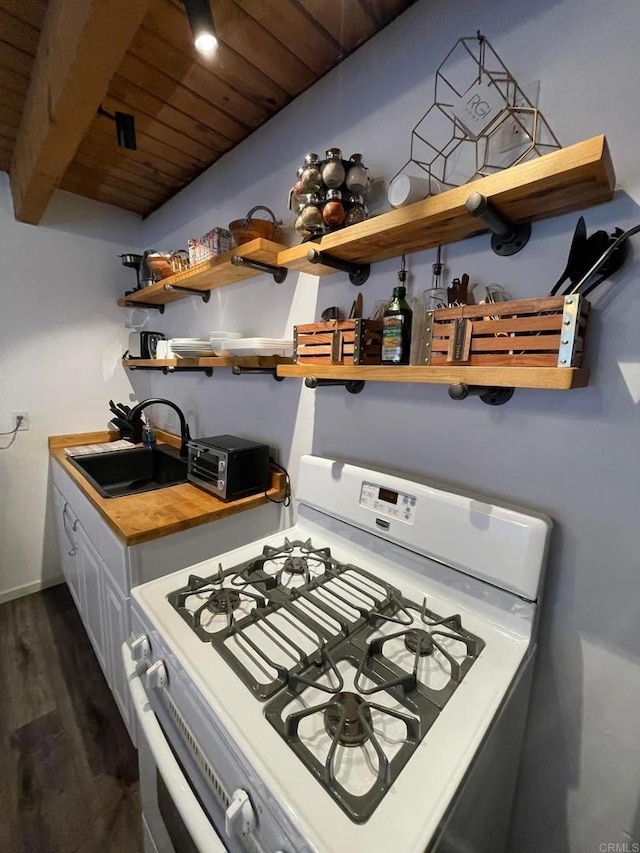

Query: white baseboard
[[0, 575, 64, 606]]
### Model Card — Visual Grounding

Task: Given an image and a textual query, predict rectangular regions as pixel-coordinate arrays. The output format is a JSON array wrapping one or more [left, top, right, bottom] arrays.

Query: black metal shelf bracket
[[306, 248, 370, 286], [164, 283, 211, 303], [231, 366, 284, 382], [465, 192, 531, 256], [230, 255, 288, 283], [127, 364, 213, 377], [122, 300, 165, 313], [448, 383, 514, 406], [304, 376, 365, 394]]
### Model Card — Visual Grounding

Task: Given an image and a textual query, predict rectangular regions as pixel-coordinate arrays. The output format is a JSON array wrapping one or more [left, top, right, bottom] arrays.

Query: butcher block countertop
[[49, 430, 286, 547]]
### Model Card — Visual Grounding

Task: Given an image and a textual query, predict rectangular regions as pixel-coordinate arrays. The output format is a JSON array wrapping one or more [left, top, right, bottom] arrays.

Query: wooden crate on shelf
[[294, 319, 383, 365], [422, 295, 589, 367]]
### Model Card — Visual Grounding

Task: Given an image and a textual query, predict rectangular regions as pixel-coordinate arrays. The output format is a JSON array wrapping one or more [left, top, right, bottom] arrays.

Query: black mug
[[140, 331, 166, 359]]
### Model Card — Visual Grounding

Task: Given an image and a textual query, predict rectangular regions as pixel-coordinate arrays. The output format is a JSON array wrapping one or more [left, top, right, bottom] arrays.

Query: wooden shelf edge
[[117, 238, 289, 307], [277, 135, 615, 273], [277, 364, 590, 390], [123, 356, 295, 370]]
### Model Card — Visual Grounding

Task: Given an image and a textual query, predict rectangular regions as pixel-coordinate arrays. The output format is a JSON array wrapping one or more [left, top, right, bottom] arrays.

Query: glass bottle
[[300, 199, 323, 233], [345, 153, 369, 194], [300, 153, 322, 193], [344, 194, 367, 227], [321, 147, 346, 189], [322, 189, 345, 228], [142, 423, 156, 445], [382, 260, 412, 365]]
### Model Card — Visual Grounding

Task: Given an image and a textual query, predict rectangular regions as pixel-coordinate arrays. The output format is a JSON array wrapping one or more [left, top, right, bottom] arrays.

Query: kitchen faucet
[[126, 398, 192, 457]]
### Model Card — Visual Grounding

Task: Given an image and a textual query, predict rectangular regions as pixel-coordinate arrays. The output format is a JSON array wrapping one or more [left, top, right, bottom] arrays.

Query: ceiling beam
[[10, 0, 151, 224]]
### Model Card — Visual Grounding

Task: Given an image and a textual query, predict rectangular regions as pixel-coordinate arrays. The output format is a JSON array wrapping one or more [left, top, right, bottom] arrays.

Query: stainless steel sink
[[68, 445, 188, 498]]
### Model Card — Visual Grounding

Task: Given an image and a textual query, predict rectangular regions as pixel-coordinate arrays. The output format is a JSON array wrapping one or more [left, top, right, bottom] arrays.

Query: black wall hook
[[164, 283, 211, 302], [306, 248, 370, 286], [448, 383, 514, 405], [304, 376, 365, 394], [230, 255, 288, 283], [231, 366, 284, 381], [465, 192, 531, 256]]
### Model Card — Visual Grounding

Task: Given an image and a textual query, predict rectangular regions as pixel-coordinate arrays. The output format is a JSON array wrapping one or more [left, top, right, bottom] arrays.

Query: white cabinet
[[103, 568, 131, 725], [77, 526, 108, 675], [51, 456, 280, 744], [52, 485, 84, 610], [51, 467, 133, 738]]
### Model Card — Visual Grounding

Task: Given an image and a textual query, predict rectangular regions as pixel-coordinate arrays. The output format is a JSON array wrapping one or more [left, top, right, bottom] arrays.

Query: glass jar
[[294, 214, 312, 237], [345, 153, 369, 194], [322, 189, 345, 228], [300, 199, 323, 232], [321, 147, 346, 189], [344, 194, 367, 227], [300, 153, 322, 193]]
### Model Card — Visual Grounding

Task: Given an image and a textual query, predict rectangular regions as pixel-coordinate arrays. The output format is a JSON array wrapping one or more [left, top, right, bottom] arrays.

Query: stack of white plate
[[169, 337, 216, 357], [209, 331, 242, 354], [219, 337, 294, 356]]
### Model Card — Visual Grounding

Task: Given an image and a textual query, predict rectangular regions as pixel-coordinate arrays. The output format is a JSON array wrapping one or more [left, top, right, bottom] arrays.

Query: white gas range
[[125, 455, 551, 853]]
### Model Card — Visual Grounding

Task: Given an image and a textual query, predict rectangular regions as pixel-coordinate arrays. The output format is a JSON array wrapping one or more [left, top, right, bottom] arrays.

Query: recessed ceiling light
[[184, 0, 218, 56]]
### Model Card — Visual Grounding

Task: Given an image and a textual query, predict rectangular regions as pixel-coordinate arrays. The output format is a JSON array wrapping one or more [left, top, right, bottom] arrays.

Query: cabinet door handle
[[62, 502, 79, 556]]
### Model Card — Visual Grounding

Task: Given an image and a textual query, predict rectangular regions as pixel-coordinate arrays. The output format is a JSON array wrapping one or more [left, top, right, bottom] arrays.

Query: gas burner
[[360, 597, 485, 707], [323, 692, 372, 747], [207, 589, 242, 615], [267, 654, 427, 823], [282, 556, 309, 576], [249, 537, 339, 589], [169, 568, 267, 638], [403, 629, 434, 656]]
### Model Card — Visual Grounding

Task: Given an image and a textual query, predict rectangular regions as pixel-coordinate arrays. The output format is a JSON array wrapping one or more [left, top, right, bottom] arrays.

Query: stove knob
[[130, 634, 151, 662], [218, 460, 226, 473], [145, 660, 167, 690], [225, 789, 256, 839]]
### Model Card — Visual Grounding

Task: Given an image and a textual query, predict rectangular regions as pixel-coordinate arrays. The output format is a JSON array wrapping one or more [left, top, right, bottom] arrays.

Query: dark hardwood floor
[[0, 584, 143, 853]]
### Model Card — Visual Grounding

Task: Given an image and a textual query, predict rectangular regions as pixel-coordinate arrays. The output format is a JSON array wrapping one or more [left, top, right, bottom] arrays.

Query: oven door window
[[157, 771, 203, 853], [191, 451, 220, 485]]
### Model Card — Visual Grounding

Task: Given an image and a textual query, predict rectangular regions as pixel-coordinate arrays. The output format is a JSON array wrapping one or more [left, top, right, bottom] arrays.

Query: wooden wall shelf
[[124, 356, 294, 371], [117, 238, 288, 308], [277, 364, 590, 391], [277, 135, 615, 276]]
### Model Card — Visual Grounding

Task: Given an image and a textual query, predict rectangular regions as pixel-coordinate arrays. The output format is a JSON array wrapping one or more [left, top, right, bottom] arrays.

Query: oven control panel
[[360, 481, 417, 524]]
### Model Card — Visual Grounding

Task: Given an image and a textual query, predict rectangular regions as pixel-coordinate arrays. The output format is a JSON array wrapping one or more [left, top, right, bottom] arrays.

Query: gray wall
[[0, 176, 142, 600], [136, 0, 640, 848]]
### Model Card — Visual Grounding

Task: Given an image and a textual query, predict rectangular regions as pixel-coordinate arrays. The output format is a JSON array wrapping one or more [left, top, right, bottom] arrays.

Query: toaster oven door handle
[[122, 645, 229, 853]]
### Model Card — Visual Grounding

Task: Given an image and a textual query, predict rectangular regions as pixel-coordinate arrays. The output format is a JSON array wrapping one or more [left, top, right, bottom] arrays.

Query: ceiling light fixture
[[183, 0, 218, 55], [98, 106, 137, 150]]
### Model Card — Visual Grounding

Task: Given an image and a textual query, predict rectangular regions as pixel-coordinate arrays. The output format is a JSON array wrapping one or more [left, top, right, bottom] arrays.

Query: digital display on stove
[[378, 487, 399, 505]]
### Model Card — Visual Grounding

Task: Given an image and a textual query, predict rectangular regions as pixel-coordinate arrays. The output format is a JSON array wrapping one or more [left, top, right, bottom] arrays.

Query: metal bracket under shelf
[[122, 300, 165, 313], [230, 255, 288, 283], [304, 376, 366, 394], [231, 365, 284, 381], [306, 248, 370, 286], [164, 283, 211, 302], [448, 383, 515, 405], [465, 192, 531, 256], [126, 364, 214, 377]]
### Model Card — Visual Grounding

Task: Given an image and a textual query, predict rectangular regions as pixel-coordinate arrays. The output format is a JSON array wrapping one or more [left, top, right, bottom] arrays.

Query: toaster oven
[[187, 435, 271, 501]]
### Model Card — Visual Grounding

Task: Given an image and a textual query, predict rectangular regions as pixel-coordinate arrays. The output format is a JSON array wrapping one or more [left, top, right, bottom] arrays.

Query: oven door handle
[[122, 645, 229, 853]]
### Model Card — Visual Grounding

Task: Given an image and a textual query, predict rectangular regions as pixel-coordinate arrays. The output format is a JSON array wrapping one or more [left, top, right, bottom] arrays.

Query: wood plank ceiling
[[0, 0, 415, 218]]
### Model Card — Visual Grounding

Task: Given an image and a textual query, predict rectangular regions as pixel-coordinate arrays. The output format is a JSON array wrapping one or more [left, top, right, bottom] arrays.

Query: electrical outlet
[[12, 411, 30, 431]]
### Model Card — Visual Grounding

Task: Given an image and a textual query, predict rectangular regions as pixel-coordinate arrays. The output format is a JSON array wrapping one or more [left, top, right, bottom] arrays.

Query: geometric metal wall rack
[[392, 32, 561, 192]]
